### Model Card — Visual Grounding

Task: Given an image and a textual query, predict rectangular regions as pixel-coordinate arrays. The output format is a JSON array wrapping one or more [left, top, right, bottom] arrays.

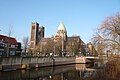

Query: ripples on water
[[0, 64, 98, 80]]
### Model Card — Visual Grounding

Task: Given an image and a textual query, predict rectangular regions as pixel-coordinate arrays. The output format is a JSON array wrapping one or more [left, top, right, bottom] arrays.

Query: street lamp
[[62, 32, 65, 57], [54, 44, 56, 55]]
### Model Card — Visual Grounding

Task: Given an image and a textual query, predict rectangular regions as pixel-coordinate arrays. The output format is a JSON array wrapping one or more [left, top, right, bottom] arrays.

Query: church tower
[[56, 21, 67, 41], [30, 22, 39, 52], [55, 21, 67, 56], [30, 22, 44, 53], [38, 26, 45, 41]]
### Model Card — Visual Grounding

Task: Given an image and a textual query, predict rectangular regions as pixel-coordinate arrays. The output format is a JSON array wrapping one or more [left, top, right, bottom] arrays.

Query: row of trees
[[33, 38, 82, 56], [22, 36, 86, 57], [34, 39, 62, 56], [92, 12, 120, 56], [22, 36, 85, 57]]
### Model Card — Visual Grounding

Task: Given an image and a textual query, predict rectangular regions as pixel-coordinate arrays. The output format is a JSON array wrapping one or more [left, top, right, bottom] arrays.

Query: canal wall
[[0, 64, 77, 80], [0, 57, 85, 71]]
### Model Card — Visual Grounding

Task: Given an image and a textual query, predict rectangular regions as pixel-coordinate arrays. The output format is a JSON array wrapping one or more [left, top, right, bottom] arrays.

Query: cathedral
[[30, 21, 86, 56]]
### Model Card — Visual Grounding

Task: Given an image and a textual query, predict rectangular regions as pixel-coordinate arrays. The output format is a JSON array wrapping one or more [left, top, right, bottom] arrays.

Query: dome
[[57, 21, 67, 32]]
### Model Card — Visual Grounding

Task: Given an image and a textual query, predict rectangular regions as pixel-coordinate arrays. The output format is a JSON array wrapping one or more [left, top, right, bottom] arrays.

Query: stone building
[[30, 22, 44, 52], [30, 21, 86, 56]]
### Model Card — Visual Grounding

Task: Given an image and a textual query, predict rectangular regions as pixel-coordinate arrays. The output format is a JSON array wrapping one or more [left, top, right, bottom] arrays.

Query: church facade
[[30, 22, 86, 56]]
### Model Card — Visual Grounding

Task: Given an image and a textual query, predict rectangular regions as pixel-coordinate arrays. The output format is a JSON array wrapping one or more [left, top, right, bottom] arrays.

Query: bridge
[[85, 56, 99, 63], [76, 56, 100, 64], [85, 56, 99, 59]]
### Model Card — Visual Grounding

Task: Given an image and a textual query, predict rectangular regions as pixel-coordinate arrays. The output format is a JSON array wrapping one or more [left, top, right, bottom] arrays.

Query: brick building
[[0, 35, 22, 56]]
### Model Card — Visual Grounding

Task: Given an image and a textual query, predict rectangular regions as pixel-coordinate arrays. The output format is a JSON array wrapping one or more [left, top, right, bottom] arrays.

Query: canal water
[[0, 64, 99, 80]]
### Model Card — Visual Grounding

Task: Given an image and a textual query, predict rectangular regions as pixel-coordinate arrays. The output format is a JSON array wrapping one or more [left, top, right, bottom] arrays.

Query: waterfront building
[[0, 35, 22, 56], [30, 21, 86, 56]]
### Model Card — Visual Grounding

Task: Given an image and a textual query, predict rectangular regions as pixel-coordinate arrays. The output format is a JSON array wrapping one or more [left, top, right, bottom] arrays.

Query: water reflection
[[0, 64, 97, 80]]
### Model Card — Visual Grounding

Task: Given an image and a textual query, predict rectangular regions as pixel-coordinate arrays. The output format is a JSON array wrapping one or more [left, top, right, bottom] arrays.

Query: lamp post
[[54, 44, 56, 55], [62, 34, 64, 56], [62, 32, 65, 57]]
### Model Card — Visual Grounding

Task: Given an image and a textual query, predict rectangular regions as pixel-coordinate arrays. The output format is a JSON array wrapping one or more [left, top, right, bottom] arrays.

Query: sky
[[0, 0, 120, 44]]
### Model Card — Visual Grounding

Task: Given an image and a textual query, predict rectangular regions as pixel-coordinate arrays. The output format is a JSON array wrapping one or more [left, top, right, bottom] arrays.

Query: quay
[[0, 57, 87, 71]]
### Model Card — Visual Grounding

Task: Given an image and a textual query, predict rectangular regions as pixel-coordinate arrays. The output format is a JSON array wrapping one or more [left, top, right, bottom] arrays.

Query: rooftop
[[57, 21, 67, 32], [0, 35, 17, 45]]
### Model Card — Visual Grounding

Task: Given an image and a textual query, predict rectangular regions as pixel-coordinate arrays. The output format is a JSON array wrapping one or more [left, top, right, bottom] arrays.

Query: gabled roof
[[0, 35, 17, 45], [57, 21, 67, 32]]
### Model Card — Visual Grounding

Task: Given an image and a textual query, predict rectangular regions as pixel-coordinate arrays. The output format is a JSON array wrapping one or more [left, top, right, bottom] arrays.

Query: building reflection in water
[[0, 64, 97, 80]]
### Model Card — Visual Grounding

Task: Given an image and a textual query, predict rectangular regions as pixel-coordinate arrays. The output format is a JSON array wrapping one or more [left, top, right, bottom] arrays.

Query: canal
[[0, 63, 100, 80]]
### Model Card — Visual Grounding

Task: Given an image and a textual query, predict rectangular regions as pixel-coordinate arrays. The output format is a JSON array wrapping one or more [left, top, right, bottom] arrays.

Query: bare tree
[[99, 13, 120, 54], [35, 38, 55, 56], [23, 36, 29, 53], [66, 40, 79, 56], [40, 39, 54, 56], [92, 12, 120, 56], [54, 39, 62, 56], [92, 33, 106, 55], [6, 26, 13, 57], [34, 43, 41, 53]]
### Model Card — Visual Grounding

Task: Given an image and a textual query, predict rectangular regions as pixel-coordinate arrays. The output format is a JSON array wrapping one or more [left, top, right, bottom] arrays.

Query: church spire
[[56, 21, 67, 41], [57, 21, 67, 33]]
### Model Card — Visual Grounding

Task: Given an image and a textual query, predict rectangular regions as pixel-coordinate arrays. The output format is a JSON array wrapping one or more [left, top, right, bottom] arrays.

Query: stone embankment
[[0, 57, 86, 71]]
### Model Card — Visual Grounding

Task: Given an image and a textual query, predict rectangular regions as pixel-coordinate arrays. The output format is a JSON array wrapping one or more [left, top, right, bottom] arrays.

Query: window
[[30, 42, 34, 48], [11, 45, 15, 48], [31, 30, 35, 40], [0, 50, 4, 56], [32, 25, 35, 29], [10, 51, 15, 55]]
